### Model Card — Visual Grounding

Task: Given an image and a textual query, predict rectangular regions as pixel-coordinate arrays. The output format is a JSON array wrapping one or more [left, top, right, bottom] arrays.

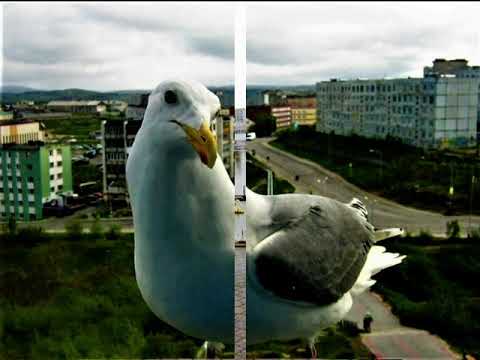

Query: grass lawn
[[372, 235, 480, 358], [42, 114, 124, 141], [271, 126, 480, 215], [0, 229, 370, 359]]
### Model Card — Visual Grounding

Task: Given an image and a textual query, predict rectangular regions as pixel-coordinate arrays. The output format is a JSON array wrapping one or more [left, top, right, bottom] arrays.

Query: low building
[[46, 100, 107, 114], [263, 90, 287, 106], [14, 100, 37, 112], [0, 120, 45, 145], [105, 100, 128, 113], [0, 143, 73, 221]]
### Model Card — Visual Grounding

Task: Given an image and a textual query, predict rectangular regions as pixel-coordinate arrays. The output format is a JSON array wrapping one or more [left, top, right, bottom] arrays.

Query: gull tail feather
[[373, 228, 405, 242], [350, 245, 406, 296]]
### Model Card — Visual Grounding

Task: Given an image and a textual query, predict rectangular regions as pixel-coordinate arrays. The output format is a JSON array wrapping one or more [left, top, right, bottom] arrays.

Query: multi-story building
[[213, 109, 235, 178], [0, 120, 45, 145], [271, 106, 292, 129], [101, 120, 142, 206], [291, 108, 317, 126], [263, 90, 287, 106], [246, 105, 293, 130], [316, 60, 480, 149], [102, 93, 150, 206], [0, 143, 73, 221], [287, 95, 317, 126], [424, 58, 480, 79], [46, 100, 107, 114], [126, 93, 149, 121]]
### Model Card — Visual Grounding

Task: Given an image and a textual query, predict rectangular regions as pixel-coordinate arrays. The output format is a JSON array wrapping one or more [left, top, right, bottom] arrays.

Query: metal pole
[[469, 173, 475, 236], [234, 5, 247, 360], [379, 151, 383, 185], [267, 169, 273, 195]]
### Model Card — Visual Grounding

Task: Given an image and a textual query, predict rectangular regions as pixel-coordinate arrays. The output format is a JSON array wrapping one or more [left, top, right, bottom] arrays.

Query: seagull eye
[[164, 90, 178, 104]]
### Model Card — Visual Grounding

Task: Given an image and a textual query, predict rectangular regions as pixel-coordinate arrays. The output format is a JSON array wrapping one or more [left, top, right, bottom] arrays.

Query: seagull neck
[[133, 137, 235, 252]]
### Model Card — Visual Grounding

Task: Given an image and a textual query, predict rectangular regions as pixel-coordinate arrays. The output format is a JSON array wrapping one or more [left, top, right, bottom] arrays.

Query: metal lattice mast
[[234, 4, 247, 360]]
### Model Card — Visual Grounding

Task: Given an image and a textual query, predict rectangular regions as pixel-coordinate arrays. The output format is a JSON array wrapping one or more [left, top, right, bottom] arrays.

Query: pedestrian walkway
[[346, 292, 459, 359]]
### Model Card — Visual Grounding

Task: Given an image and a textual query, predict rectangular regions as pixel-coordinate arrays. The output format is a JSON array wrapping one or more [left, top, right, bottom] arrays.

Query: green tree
[[446, 220, 461, 239], [105, 224, 121, 240], [65, 220, 83, 240], [251, 114, 277, 137], [90, 218, 104, 239], [7, 216, 17, 235]]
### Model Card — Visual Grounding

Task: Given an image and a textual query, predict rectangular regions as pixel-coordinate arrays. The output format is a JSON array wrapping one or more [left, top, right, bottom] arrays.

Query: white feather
[[350, 245, 406, 296]]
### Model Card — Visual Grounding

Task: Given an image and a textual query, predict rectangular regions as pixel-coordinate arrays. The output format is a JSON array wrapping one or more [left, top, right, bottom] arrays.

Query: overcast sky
[[2, 2, 480, 91]]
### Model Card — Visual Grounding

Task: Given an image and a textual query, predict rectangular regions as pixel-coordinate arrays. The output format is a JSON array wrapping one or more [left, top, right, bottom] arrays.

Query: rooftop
[[47, 100, 106, 106]]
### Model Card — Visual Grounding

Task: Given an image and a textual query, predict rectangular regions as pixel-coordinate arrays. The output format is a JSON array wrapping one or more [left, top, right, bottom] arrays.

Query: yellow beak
[[171, 120, 218, 169]]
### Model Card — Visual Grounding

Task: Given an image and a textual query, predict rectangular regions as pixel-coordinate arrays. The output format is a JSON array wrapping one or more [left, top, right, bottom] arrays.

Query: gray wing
[[252, 195, 374, 306]]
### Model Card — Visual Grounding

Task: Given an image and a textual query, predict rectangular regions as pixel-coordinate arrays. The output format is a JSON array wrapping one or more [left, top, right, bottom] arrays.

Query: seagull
[[126, 79, 405, 356]]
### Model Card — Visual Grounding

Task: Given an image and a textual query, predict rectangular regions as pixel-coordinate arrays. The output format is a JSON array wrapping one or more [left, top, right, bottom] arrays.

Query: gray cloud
[[3, 2, 480, 90], [3, 3, 234, 90]]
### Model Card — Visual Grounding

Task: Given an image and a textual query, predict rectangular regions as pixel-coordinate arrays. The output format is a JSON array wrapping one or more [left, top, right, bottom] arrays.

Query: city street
[[247, 137, 480, 236]]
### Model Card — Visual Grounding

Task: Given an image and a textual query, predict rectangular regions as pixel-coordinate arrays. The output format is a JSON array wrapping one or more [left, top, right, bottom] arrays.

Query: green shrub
[[89, 219, 104, 239], [65, 220, 83, 240], [446, 220, 461, 238], [105, 224, 121, 240]]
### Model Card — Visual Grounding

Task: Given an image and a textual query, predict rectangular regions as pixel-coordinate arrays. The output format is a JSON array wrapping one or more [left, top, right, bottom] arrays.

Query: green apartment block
[[0, 143, 72, 221]]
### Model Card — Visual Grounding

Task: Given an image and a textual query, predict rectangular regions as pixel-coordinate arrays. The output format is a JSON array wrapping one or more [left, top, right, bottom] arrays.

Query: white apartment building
[[316, 65, 480, 149]]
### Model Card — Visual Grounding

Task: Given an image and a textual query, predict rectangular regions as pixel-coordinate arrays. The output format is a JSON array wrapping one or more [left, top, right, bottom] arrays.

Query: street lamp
[[369, 149, 383, 185], [246, 159, 273, 195]]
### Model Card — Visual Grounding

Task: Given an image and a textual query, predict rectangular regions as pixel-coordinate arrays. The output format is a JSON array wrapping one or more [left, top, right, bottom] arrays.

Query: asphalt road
[[247, 137, 480, 236]]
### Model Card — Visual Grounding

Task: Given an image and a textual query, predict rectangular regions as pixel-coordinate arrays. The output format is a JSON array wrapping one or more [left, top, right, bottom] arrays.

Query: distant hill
[[0, 84, 316, 105], [0, 85, 38, 94], [0, 88, 151, 104]]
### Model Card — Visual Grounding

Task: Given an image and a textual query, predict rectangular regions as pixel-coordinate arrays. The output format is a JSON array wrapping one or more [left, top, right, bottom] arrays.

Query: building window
[[49, 150, 53, 156], [50, 162, 54, 168], [50, 175, 54, 180], [28, 176, 34, 182], [57, 161, 62, 167], [27, 164, 33, 170], [50, 187, 55, 193], [57, 173, 63, 179], [58, 185, 63, 191]]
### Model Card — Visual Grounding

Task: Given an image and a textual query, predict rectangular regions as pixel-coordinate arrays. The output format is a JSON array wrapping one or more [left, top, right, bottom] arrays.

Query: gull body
[[126, 80, 405, 345]]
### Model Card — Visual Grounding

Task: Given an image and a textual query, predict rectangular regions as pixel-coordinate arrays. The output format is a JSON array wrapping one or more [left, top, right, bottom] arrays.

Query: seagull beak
[[170, 120, 218, 168]]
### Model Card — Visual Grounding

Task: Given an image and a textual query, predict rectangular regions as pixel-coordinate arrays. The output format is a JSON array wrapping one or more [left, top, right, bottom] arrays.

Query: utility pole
[[233, 5, 247, 360]]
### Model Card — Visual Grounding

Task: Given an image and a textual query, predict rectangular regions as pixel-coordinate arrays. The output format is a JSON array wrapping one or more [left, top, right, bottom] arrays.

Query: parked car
[[246, 132, 256, 141]]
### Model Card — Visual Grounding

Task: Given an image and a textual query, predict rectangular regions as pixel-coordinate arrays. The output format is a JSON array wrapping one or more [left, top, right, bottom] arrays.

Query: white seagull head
[[143, 79, 221, 168]]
